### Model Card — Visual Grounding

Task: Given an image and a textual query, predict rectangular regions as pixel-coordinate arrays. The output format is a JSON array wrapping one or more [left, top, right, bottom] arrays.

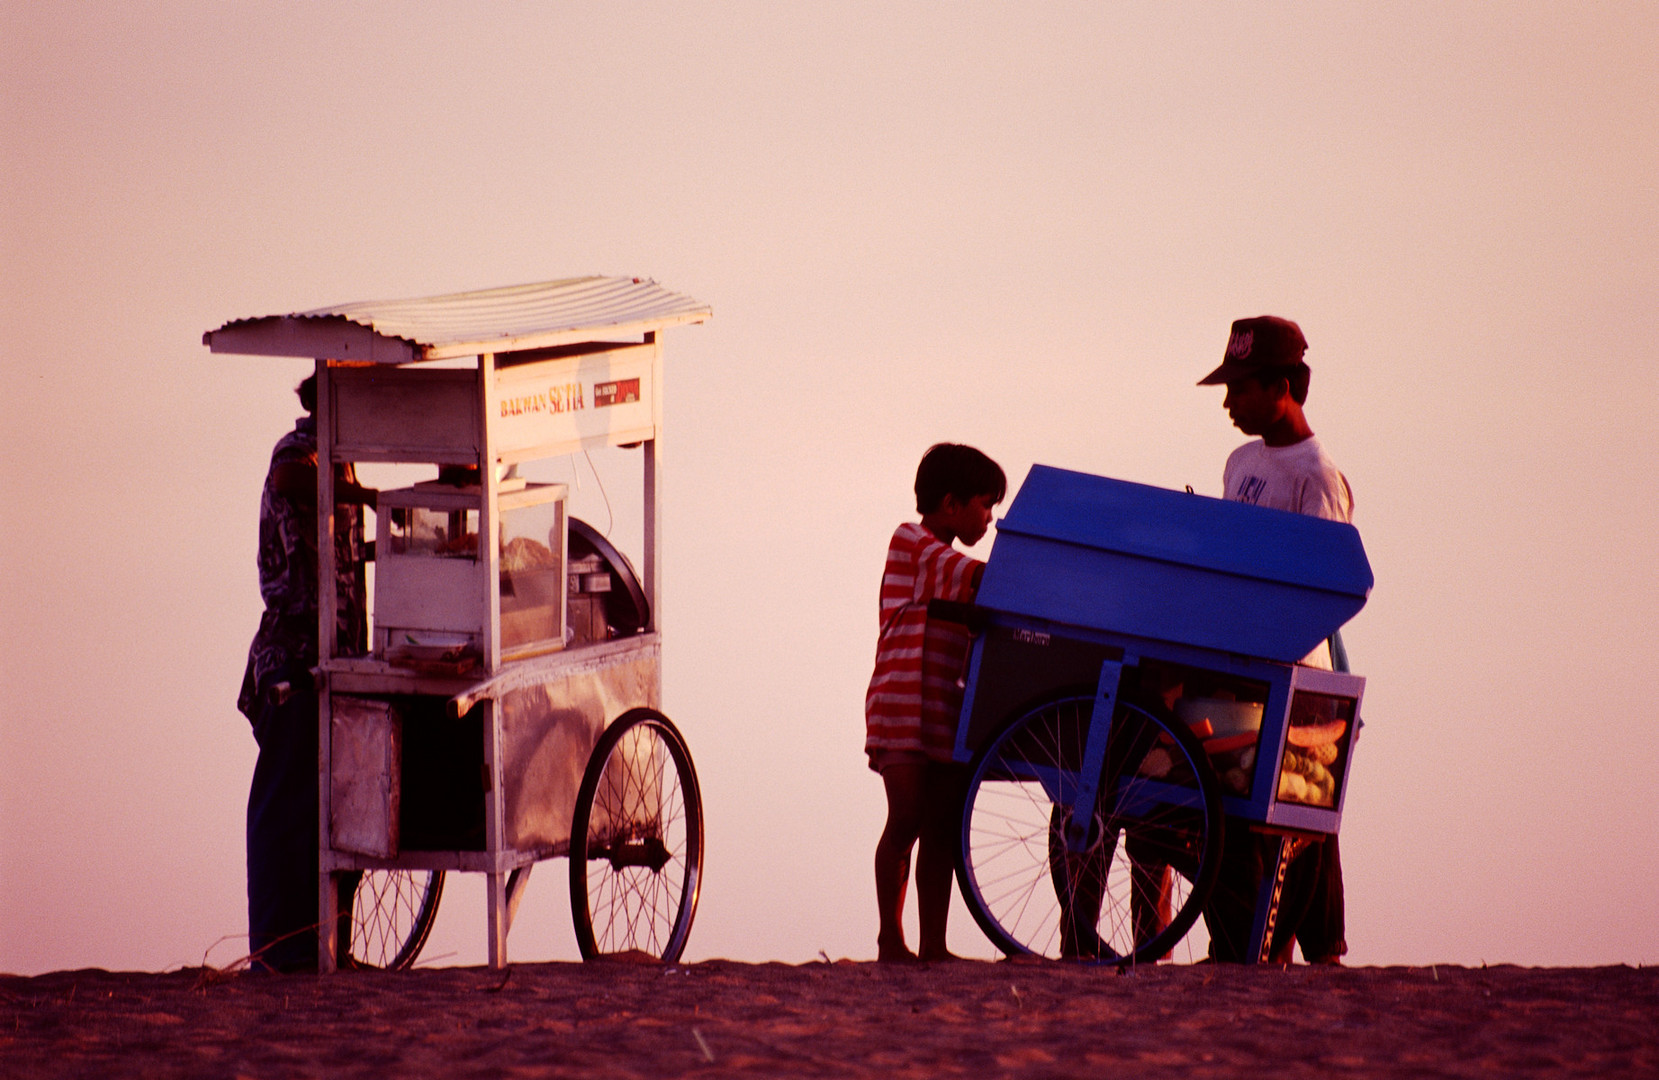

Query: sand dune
[[2, 960, 1654, 1077]]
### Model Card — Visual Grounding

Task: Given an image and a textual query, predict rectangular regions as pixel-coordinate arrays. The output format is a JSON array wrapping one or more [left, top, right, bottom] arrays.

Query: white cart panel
[[493, 343, 656, 462]]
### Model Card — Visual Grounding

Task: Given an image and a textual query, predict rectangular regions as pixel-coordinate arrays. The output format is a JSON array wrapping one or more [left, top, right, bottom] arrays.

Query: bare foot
[[918, 947, 964, 962], [877, 934, 918, 963]]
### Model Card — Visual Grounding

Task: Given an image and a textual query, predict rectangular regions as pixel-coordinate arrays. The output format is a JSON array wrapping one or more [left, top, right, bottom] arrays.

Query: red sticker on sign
[[593, 378, 640, 408]]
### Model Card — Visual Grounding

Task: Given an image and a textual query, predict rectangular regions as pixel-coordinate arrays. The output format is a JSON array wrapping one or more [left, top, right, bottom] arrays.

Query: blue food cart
[[950, 465, 1372, 964]]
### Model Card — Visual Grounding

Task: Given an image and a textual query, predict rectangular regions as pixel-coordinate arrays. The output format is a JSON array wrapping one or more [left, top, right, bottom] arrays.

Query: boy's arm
[[915, 533, 983, 605]]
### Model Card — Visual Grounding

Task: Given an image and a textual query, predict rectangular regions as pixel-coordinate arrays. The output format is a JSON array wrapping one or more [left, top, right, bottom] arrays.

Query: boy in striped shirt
[[866, 443, 1006, 961]]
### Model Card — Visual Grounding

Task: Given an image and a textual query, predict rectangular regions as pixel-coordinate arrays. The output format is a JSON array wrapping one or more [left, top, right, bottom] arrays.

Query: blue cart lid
[[977, 465, 1373, 662]]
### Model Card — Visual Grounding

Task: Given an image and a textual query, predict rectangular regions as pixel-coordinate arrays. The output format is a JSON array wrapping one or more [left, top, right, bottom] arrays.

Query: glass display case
[[1274, 689, 1356, 808], [375, 480, 568, 666], [1149, 661, 1272, 799], [1151, 659, 1358, 814], [1176, 694, 1266, 798]]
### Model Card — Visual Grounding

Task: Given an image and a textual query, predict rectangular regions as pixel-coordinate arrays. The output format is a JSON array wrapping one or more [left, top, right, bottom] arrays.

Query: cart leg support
[[319, 870, 340, 974], [1062, 661, 1123, 854], [486, 871, 508, 969], [476, 698, 509, 969], [1249, 833, 1314, 963], [505, 865, 532, 929]]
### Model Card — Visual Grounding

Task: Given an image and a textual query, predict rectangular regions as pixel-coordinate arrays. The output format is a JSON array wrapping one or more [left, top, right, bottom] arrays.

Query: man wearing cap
[[1202, 316, 1353, 554], [1198, 315, 1351, 964]]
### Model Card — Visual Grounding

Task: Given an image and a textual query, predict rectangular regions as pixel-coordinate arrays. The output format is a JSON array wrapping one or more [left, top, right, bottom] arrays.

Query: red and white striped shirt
[[864, 522, 982, 768]]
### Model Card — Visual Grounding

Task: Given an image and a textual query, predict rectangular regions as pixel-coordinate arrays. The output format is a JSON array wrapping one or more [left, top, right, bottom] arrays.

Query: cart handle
[[926, 599, 988, 632]]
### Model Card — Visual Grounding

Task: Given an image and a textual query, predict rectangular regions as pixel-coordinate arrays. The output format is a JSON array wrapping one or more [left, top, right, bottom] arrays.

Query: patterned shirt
[[864, 523, 983, 766], [237, 416, 366, 719]]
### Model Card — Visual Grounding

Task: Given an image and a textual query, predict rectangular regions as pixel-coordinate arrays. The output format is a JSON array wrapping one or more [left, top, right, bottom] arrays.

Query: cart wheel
[[342, 870, 445, 971], [958, 694, 1223, 964], [569, 708, 703, 962]]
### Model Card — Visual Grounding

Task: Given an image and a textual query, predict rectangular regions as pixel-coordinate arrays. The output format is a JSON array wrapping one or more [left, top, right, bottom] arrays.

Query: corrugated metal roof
[[204, 276, 710, 362]]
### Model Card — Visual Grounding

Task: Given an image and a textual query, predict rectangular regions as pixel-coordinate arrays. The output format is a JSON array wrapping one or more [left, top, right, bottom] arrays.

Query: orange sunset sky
[[3, 3, 1656, 974]]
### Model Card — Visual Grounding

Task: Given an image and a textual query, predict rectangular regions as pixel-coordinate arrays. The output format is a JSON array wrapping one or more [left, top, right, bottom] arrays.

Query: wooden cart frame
[[207, 278, 710, 972]]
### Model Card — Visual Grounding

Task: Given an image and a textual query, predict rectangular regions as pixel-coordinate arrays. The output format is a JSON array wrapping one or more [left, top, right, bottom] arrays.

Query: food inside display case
[[1176, 694, 1265, 797], [1275, 690, 1355, 807], [1154, 661, 1271, 798], [387, 506, 480, 559], [1139, 662, 1358, 811]]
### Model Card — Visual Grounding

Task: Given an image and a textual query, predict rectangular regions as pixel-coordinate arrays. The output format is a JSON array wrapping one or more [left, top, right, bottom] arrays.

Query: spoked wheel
[[959, 694, 1223, 964], [569, 708, 703, 962], [341, 870, 445, 970]]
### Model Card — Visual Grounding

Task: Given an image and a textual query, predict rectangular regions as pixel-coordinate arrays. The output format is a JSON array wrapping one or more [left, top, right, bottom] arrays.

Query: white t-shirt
[[1223, 436, 1354, 524], [1222, 436, 1354, 667]]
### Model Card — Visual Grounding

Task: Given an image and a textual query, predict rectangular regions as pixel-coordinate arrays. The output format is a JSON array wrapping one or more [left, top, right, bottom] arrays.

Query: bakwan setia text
[[501, 383, 585, 418]]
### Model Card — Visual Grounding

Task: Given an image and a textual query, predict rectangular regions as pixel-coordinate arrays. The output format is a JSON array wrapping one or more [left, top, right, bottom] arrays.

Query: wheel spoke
[[961, 696, 1220, 963], [347, 870, 442, 970]]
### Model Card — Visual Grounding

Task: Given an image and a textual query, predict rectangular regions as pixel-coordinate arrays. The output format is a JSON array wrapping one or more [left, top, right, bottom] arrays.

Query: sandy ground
[[2, 960, 1654, 1078]]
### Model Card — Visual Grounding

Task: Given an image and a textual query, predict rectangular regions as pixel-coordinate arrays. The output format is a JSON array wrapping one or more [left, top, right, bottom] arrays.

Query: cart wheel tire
[[958, 694, 1223, 964], [569, 708, 703, 962], [343, 869, 445, 971]]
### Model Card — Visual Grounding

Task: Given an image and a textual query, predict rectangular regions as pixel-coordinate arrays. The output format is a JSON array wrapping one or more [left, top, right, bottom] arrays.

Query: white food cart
[[206, 277, 708, 972]]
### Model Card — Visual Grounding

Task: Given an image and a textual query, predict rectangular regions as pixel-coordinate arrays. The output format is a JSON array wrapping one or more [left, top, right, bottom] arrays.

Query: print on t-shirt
[[1234, 475, 1268, 505]]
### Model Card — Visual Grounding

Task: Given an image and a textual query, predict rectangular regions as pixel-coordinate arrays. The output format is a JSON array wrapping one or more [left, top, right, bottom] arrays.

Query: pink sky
[[3, 3, 1656, 974]]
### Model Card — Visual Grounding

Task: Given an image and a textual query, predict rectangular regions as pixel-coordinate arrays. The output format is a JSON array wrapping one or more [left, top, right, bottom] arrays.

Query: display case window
[[1151, 661, 1271, 798], [1276, 690, 1356, 808], [499, 492, 565, 654], [387, 506, 480, 559]]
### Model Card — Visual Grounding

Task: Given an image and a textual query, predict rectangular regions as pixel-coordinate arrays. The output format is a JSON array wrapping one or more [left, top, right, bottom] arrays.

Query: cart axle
[[592, 834, 671, 873]]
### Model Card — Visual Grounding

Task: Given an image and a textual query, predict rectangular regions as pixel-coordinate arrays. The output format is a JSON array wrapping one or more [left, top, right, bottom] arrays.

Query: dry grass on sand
[[2, 959, 1655, 1078]]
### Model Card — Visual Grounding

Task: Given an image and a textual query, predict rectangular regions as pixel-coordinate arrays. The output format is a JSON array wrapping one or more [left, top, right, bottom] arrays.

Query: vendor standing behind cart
[[866, 444, 1006, 961], [1198, 315, 1353, 964], [236, 373, 373, 973]]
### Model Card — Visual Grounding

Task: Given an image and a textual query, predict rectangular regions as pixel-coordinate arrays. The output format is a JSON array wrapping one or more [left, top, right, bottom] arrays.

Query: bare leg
[[1295, 835, 1346, 965], [1130, 859, 1174, 961], [875, 764, 925, 961], [917, 763, 968, 961], [1058, 842, 1109, 959]]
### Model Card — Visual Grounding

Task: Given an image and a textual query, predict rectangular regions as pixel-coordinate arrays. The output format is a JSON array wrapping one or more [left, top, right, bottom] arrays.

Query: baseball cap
[[1197, 316, 1308, 385]]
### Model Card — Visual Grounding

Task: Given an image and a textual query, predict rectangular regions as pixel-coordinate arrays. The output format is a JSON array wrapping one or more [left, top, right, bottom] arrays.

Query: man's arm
[[269, 461, 377, 508], [269, 460, 316, 506], [1297, 471, 1354, 524]]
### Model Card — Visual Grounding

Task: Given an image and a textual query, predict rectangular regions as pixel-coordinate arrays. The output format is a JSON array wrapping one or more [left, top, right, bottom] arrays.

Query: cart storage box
[[976, 465, 1373, 663]]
